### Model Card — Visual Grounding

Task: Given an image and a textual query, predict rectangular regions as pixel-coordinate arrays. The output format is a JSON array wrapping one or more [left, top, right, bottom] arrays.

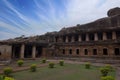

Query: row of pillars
[[55, 31, 117, 42], [20, 44, 36, 59]]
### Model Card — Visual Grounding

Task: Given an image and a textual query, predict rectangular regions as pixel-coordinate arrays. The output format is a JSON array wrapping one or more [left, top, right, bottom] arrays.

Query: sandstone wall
[[56, 44, 120, 58], [0, 45, 12, 60]]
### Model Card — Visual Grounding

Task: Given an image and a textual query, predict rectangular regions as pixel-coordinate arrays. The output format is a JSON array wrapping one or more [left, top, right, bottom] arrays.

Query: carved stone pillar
[[94, 33, 98, 41], [112, 31, 116, 40], [66, 36, 68, 42], [103, 32, 107, 40], [32, 45, 36, 59], [78, 35, 82, 42], [86, 33, 89, 41], [20, 44, 25, 59]]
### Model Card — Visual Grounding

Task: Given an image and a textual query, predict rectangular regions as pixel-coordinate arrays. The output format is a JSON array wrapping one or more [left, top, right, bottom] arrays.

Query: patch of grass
[[22, 60, 44, 66], [12, 64, 115, 80], [1, 60, 44, 68]]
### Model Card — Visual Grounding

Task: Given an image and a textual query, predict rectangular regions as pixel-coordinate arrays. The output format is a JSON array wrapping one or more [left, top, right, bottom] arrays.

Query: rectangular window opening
[[93, 49, 97, 55], [103, 48, 108, 55], [84, 49, 88, 55], [76, 49, 79, 55]]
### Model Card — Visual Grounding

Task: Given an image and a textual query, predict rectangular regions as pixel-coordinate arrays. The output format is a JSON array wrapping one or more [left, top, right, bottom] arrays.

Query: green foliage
[[3, 67, 13, 76], [0, 75, 5, 80], [17, 60, 24, 67], [100, 64, 114, 77], [85, 62, 91, 69], [100, 67, 110, 76], [59, 60, 64, 66], [101, 76, 115, 80], [30, 64, 37, 72], [42, 58, 46, 63], [105, 64, 113, 72], [4, 77, 15, 80], [0, 75, 15, 80], [49, 62, 55, 68]]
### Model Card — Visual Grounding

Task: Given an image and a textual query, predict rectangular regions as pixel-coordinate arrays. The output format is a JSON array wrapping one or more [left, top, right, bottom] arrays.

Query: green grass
[[2, 60, 45, 67], [21, 60, 45, 66], [12, 63, 116, 80], [0, 60, 47, 71]]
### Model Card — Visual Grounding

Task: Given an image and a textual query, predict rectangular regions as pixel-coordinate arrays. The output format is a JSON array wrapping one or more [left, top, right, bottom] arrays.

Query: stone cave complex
[[0, 7, 120, 62]]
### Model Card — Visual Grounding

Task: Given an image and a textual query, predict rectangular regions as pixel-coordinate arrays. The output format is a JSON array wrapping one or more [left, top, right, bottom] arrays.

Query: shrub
[[0, 75, 14, 80], [30, 64, 37, 72], [49, 62, 55, 68], [0, 75, 4, 80], [4, 77, 15, 80], [85, 62, 91, 69], [17, 60, 24, 67], [105, 64, 113, 72], [101, 76, 115, 80], [100, 67, 110, 76], [3, 67, 13, 76], [42, 58, 46, 63], [59, 60, 64, 66]]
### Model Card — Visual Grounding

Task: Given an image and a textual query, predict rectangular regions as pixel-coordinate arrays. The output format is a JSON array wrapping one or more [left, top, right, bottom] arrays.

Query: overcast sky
[[0, 0, 120, 40]]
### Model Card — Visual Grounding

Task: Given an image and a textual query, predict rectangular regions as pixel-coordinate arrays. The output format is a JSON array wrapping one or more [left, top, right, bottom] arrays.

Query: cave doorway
[[12, 45, 21, 59], [36, 46, 43, 58], [24, 45, 32, 58]]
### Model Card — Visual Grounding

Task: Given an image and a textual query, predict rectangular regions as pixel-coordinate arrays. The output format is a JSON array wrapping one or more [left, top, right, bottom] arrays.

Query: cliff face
[[58, 7, 120, 35], [107, 7, 120, 17]]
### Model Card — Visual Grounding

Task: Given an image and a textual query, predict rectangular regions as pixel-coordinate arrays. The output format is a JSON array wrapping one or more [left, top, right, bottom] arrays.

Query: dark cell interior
[[114, 48, 120, 55], [24, 45, 32, 58], [62, 49, 65, 54], [12, 45, 21, 58], [55, 37, 58, 42], [84, 49, 88, 55], [89, 33, 94, 41], [116, 31, 120, 39], [75, 35, 79, 42], [106, 32, 112, 39], [62, 36, 66, 42], [36, 46, 42, 58], [69, 49, 72, 54], [76, 49, 79, 55], [81, 34, 86, 41], [93, 49, 97, 55], [98, 32, 103, 40], [68, 36, 72, 42], [103, 48, 108, 55]]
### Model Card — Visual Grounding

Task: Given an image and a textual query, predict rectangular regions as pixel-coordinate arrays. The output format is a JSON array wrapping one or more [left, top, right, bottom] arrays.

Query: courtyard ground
[[0, 59, 118, 80], [12, 63, 115, 80]]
